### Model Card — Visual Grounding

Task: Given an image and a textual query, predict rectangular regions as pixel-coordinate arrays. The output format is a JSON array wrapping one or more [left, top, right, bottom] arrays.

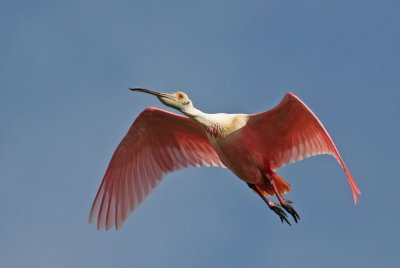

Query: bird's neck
[[181, 106, 225, 138], [181, 105, 212, 126]]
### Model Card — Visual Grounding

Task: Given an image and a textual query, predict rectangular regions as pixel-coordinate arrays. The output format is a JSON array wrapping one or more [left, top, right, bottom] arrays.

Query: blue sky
[[1, 0, 399, 267]]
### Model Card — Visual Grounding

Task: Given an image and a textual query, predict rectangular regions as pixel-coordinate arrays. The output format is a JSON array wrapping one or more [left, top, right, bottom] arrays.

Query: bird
[[89, 88, 361, 230]]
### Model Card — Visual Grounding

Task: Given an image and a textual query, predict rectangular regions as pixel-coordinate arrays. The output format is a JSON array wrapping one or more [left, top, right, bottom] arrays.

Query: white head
[[130, 88, 193, 113]]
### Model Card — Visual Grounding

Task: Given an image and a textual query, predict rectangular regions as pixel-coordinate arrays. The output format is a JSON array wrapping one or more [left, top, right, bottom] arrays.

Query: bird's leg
[[247, 183, 291, 225], [264, 173, 301, 223]]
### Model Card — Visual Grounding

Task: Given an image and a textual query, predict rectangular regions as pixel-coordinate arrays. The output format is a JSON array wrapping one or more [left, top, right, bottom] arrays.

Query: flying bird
[[89, 89, 361, 230]]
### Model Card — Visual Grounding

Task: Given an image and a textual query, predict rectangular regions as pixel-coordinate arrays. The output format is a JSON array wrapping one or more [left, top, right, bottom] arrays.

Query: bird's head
[[130, 88, 193, 112]]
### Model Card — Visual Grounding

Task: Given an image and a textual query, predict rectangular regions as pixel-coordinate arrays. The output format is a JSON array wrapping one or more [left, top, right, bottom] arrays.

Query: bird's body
[[90, 89, 360, 230], [185, 111, 262, 184]]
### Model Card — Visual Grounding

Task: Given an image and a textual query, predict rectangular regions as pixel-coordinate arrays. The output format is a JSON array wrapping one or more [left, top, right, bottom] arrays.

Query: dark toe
[[282, 203, 301, 223], [270, 204, 291, 226]]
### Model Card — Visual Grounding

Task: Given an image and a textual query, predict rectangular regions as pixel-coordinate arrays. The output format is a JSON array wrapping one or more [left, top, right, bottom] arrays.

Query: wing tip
[[89, 199, 128, 231], [90, 217, 119, 231], [352, 186, 362, 205], [343, 166, 361, 205]]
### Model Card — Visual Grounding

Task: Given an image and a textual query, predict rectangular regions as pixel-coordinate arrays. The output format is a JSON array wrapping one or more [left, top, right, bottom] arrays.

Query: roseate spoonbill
[[89, 88, 360, 230]]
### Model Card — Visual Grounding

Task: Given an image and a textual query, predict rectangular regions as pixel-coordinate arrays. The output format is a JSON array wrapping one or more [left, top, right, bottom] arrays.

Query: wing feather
[[247, 93, 361, 203], [90, 107, 224, 230]]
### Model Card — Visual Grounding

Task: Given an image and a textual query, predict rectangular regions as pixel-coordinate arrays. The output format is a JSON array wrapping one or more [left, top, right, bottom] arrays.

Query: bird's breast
[[204, 124, 226, 139], [210, 129, 264, 184], [203, 114, 249, 139]]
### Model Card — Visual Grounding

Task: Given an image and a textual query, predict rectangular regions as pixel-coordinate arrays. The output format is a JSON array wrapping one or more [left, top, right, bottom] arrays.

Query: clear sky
[[1, 0, 399, 267]]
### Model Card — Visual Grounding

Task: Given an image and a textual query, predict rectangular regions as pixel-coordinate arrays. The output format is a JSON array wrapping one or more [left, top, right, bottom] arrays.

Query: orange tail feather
[[255, 173, 291, 197]]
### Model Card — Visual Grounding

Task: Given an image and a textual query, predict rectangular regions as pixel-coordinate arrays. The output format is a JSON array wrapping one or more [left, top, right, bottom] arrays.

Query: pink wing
[[89, 107, 224, 230], [247, 93, 361, 203]]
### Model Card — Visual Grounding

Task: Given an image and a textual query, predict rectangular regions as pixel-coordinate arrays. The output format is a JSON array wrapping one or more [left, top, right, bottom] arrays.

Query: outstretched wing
[[247, 93, 360, 203], [89, 107, 224, 230]]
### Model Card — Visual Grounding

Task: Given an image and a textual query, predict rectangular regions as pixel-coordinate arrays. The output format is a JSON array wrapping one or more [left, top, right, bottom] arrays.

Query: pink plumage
[[246, 93, 360, 202], [90, 89, 360, 229], [89, 108, 224, 230]]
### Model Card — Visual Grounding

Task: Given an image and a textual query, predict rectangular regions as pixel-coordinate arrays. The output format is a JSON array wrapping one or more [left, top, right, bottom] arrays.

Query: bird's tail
[[255, 173, 291, 197]]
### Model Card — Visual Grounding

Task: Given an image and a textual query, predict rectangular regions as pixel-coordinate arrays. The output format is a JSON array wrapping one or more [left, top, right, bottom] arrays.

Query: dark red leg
[[247, 183, 291, 225], [264, 173, 301, 223]]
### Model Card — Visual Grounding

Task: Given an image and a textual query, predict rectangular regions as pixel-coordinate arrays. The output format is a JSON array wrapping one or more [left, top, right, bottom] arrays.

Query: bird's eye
[[177, 93, 184, 99]]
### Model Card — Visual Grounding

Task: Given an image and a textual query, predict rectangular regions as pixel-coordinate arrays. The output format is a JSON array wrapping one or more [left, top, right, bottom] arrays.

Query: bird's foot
[[268, 201, 291, 226], [281, 199, 301, 223], [284, 199, 293, 204]]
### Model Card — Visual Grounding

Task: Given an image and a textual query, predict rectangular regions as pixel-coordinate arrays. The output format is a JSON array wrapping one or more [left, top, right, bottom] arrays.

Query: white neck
[[179, 104, 246, 138], [181, 105, 212, 127]]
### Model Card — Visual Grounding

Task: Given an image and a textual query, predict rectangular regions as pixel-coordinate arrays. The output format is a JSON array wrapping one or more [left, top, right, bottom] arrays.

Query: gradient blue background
[[1, 1, 399, 267]]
